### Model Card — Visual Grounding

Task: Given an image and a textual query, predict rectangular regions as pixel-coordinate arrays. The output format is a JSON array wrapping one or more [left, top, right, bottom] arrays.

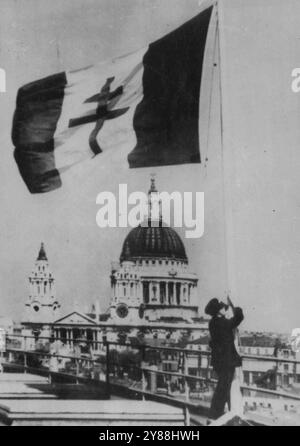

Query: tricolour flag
[[12, 6, 214, 193]]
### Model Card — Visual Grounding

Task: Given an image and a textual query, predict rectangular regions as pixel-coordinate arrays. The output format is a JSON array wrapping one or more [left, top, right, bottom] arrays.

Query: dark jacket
[[209, 307, 244, 373]]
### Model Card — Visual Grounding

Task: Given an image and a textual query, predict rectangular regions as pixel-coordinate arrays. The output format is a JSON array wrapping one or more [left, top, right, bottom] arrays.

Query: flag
[[12, 6, 214, 193]]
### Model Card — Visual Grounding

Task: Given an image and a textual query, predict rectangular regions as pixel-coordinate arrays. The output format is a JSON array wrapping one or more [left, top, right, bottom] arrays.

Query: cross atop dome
[[37, 242, 48, 261], [149, 174, 158, 194], [147, 174, 162, 224]]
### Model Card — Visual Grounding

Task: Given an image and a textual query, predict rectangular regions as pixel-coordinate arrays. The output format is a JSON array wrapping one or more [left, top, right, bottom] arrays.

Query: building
[[109, 178, 200, 326], [185, 332, 300, 394], [22, 243, 61, 348], [19, 217, 300, 402], [22, 180, 208, 352], [239, 334, 300, 389], [21, 236, 300, 395]]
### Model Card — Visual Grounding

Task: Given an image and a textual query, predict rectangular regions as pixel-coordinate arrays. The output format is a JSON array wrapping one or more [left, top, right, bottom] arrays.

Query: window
[[152, 285, 157, 300], [243, 372, 250, 385], [143, 282, 150, 304], [168, 282, 174, 304], [160, 282, 166, 304], [176, 283, 181, 305]]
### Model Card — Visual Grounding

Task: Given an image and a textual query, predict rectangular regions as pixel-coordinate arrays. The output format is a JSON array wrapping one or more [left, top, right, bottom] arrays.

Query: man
[[205, 297, 244, 420]]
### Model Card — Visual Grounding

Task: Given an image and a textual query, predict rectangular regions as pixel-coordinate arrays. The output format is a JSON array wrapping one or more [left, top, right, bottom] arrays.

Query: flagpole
[[217, 0, 244, 415], [216, 0, 238, 303]]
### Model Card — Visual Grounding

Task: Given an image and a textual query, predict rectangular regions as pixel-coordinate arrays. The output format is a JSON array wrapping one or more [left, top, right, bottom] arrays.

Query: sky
[[0, 0, 300, 333]]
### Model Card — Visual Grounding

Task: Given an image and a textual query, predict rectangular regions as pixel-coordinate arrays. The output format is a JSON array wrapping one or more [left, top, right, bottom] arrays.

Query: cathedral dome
[[120, 222, 188, 263]]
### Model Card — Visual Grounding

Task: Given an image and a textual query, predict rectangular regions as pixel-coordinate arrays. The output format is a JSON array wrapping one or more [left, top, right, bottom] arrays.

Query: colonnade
[[53, 328, 100, 350], [142, 280, 195, 306]]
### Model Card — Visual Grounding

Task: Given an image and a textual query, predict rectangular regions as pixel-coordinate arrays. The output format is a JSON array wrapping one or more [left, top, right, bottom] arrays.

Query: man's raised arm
[[227, 297, 244, 329]]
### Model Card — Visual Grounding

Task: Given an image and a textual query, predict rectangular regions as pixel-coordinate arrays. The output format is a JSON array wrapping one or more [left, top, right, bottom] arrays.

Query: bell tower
[[24, 243, 61, 323]]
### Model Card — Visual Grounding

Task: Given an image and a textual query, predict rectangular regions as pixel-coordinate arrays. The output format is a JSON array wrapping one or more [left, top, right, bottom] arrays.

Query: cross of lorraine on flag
[[12, 5, 214, 194]]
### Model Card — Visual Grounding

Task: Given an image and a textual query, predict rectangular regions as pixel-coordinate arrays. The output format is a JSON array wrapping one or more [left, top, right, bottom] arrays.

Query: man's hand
[[227, 295, 234, 310]]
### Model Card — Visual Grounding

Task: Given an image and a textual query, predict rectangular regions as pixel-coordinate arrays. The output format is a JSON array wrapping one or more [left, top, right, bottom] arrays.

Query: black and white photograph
[[0, 0, 299, 428]]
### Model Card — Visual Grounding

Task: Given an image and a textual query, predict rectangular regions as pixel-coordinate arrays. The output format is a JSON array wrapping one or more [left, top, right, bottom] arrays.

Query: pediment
[[54, 311, 96, 325]]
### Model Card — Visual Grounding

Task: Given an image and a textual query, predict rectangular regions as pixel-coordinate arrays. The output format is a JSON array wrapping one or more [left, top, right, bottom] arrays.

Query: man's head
[[205, 298, 228, 317]]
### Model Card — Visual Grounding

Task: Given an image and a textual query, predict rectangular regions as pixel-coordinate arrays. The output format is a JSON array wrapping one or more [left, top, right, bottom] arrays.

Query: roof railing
[[2, 332, 300, 425]]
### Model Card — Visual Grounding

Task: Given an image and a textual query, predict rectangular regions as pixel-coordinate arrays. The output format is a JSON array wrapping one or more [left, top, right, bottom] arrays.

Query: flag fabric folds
[[12, 6, 213, 193], [12, 72, 67, 192]]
